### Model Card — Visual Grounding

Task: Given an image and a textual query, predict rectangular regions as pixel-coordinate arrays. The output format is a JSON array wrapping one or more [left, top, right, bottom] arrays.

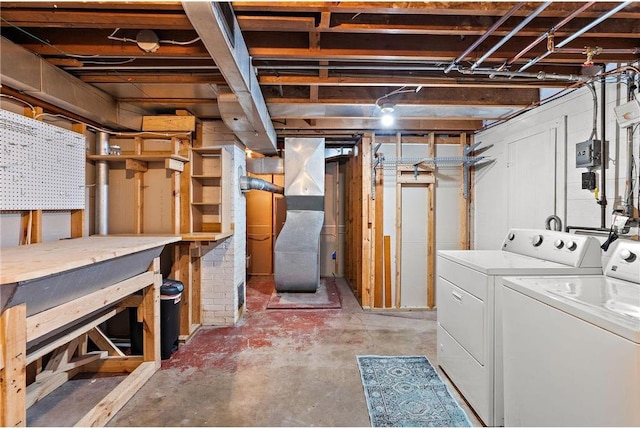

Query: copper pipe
[[506, 2, 595, 66], [443, 2, 525, 73]]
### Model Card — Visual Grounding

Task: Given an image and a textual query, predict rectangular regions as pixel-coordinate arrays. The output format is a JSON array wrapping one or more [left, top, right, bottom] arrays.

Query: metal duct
[[246, 157, 284, 175], [0, 37, 145, 130], [239, 176, 284, 194], [95, 132, 109, 235], [182, 2, 277, 155], [274, 138, 325, 292]]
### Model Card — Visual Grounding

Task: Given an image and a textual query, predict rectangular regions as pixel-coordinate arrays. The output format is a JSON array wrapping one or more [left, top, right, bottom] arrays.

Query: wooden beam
[[74, 361, 159, 427], [126, 159, 148, 172], [258, 74, 566, 89], [427, 133, 436, 309], [0, 304, 26, 427], [70, 210, 85, 238], [373, 155, 384, 308], [460, 133, 470, 250], [361, 133, 373, 308], [394, 132, 402, 308], [0, 10, 194, 29], [143, 258, 161, 363], [26, 271, 154, 342], [384, 235, 392, 308]]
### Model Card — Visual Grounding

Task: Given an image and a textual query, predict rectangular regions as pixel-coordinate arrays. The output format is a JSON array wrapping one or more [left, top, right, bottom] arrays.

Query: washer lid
[[438, 250, 602, 276], [503, 275, 640, 343]]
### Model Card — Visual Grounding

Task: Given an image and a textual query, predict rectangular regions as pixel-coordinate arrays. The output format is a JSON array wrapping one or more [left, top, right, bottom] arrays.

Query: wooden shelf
[[86, 154, 190, 162], [180, 231, 233, 242], [192, 174, 221, 179]]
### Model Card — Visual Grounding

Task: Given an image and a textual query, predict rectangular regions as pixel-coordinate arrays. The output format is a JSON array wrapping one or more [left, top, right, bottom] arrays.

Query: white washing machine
[[437, 229, 603, 426], [502, 240, 640, 427]]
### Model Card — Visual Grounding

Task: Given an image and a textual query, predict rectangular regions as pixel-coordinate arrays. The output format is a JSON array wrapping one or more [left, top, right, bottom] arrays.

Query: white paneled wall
[[475, 80, 639, 249]]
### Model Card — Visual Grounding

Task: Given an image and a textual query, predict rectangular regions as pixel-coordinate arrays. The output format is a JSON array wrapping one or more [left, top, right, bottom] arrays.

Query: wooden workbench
[[0, 235, 180, 427]]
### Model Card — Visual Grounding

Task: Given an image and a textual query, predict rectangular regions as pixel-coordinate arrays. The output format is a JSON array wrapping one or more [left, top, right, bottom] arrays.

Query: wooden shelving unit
[[190, 147, 231, 234]]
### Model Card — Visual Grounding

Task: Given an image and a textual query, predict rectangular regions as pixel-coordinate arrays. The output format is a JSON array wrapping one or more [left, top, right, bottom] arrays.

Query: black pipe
[[599, 73, 607, 228]]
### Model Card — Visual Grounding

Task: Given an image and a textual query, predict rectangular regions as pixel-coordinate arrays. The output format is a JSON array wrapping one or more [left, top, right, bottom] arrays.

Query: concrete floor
[[100, 275, 482, 426]]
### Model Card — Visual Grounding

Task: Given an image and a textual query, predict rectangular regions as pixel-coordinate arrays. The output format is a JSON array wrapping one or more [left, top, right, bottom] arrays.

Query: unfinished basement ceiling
[[1, 1, 639, 145]]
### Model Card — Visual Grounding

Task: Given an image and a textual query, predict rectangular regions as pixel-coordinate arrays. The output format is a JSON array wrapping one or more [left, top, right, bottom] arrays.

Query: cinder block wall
[[199, 121, 247, 325]]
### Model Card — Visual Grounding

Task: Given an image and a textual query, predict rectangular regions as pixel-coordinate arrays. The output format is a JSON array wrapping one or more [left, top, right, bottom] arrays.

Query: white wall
[[474, 80, 639, 249], [380, 141, 463, 308]]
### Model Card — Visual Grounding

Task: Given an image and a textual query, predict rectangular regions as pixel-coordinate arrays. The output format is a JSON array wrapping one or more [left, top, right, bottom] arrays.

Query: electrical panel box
[[576, 139, 602, 168], [582, 171, 596, 190]]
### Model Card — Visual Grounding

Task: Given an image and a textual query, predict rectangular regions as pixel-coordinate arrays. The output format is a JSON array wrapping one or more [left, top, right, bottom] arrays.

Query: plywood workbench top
[[0, 235, 181, 284]]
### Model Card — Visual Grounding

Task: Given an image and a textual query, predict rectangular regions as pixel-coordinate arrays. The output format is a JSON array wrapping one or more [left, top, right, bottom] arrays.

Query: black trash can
[[130, 278, 184, 360]]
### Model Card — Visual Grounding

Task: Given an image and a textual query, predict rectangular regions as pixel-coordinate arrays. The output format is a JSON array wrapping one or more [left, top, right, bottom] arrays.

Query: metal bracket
[[462, 141, 494, 199]]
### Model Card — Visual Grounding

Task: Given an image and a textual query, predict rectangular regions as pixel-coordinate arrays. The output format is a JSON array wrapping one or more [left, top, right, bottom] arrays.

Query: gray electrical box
[[576, 139, 602, 168]]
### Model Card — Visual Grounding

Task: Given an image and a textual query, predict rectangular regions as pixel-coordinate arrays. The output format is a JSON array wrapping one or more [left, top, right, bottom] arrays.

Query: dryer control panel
[[605, 241, 640, 283], [502, 229, 602, 268]]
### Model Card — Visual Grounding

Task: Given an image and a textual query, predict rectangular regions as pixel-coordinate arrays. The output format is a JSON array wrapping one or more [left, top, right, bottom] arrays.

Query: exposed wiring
[[0, 94, 36, 116], [1, 17, 100, 58], [374, 85, 422, 108], [585, 82, 598, 141], [108, 28, 201, 47]]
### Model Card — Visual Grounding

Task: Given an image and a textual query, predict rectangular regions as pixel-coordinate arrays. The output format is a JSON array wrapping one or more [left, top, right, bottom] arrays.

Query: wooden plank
[[125, 158, 148, 172], [70, 209, 85, 238], [1, 304, 26, 427], [32, 210, 43, 244], [360, 133, 373, 308], [26, 272, 154, 342], [395, 132, 402, 308], [171, 170, 181, 234], [74, 361, 159, 427], [175, 243, 191, 337], [26, 368, 81, 409], [87, 328, 126, 357], [82, 356, 144, 374], [165, 158, 184, 172], [143, 259, 161, 363], [384, 235, 392, 308], [373, 159, 384, 308], [427, 133, 437, 309], [0, 236, 179, 284], [142, 115, 196, 132], [460, 133, 470, 250], [134, 171, 144, 233], [26, 308, 122, 364], [191, 250, 202, 325], [20, 211, 33, 245], [180, 156, 192, 234]]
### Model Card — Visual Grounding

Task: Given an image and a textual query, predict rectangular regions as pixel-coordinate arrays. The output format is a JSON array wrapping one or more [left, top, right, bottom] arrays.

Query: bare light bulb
[[381, 113, 394, 127]]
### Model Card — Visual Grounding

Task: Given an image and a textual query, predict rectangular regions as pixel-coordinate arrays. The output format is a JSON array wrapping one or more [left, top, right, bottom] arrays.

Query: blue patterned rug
[[356, 355, 472, 427]]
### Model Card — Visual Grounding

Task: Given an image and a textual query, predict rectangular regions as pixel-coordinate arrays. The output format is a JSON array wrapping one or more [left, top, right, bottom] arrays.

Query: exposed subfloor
[[42, 275, 482, 426]]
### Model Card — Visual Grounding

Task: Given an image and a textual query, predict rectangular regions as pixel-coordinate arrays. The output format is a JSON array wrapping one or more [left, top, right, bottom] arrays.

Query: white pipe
[[470, 1, 552, 70], [95, 132, 109, 235], [519, 1, 633, 72]]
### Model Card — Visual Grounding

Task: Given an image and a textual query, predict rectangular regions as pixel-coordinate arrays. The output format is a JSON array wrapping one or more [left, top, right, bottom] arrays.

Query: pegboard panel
[[0, 109, 86, 210]]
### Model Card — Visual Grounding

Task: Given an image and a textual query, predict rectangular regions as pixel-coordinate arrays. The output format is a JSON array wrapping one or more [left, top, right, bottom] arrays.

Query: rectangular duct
[[274, 138, 325, 292]]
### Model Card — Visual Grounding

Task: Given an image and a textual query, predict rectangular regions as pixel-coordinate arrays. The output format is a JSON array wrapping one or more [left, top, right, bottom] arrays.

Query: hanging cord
[[0, 94, 37, 116], [108, 28, 201, 46]]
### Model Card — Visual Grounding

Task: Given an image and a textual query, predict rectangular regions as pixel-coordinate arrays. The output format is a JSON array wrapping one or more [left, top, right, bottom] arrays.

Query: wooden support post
[[427, 133, 437, 309], [384, 235, 392, 308], [191, 247, 202, 326], [460, 133, 470, 250], [70, 210, 85, 238], [1, 304, 27, 427], [143, 257, 161, 363], [373, 157, 384, 308], [360, 133, 373, 308], [133, 172, 144, 234], [173, 243, 191, 338], [395, 132, 402, 308], [171, 170, 181, 234]]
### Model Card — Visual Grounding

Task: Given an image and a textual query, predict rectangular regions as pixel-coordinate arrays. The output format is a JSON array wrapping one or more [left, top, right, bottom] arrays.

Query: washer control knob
[[554, 239, 564, 249], [620, 249, 636, 262], [532, 235, 543, 247], [507, 232, 515, 241], [566, 240, 578, 251]]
